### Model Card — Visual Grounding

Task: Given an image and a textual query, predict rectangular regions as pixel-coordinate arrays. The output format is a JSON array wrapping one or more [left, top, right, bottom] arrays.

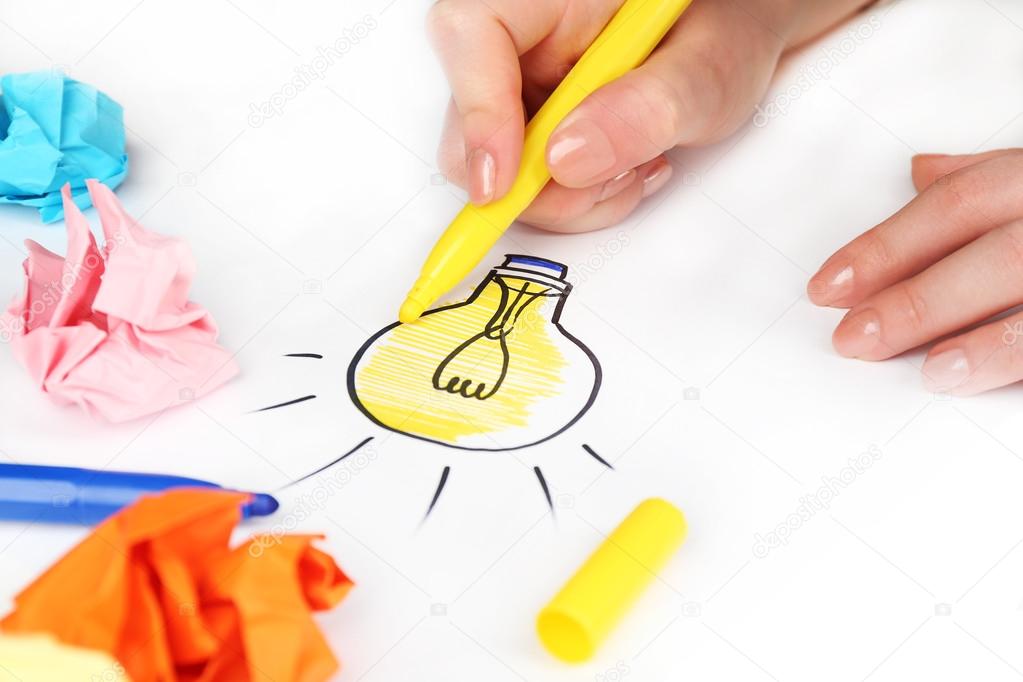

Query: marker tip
[[398, 297, 426, 324]]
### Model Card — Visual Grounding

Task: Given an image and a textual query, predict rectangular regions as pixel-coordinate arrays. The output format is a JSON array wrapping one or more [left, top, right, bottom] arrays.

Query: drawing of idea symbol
[[347, 255, 601, 451]]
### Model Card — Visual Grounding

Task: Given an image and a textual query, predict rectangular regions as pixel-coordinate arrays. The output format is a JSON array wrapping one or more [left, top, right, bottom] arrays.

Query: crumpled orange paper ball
[[1, 489, 353, 682]]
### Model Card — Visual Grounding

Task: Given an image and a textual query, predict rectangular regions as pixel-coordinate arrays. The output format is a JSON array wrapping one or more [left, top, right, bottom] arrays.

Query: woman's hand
[[429, 0, 870, 233], [809, 149, 1023, 396]]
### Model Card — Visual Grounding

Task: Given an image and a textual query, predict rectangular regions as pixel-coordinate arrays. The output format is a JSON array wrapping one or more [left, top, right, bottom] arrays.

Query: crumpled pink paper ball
[[1, 179, 238, 422]]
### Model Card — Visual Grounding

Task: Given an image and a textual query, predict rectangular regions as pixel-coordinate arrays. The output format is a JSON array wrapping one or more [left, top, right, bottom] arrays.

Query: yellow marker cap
[[537, 498, 687, 662]]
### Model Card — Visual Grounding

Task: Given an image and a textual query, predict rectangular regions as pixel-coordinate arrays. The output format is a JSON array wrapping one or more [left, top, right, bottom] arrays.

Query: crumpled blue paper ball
[[0, 71, 128, 223]]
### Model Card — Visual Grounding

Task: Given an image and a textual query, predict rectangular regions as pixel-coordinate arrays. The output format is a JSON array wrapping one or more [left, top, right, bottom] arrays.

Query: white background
[[3, 0, 1023, 680]]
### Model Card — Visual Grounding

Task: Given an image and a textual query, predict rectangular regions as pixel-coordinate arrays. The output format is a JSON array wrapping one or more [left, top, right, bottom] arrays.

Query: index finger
[[427, 0, 566, 204], [807, 151, 1023, 308]]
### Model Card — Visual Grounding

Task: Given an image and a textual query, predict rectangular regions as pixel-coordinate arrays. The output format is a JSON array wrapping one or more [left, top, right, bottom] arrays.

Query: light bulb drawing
[[249, 255, 612, 518], [347, 255, 601, 451]]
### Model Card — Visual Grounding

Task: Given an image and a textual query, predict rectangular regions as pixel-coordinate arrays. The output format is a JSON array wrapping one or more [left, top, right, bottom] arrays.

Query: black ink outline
[[280, 436, 375, 489], [431, 276, 512, 400], [534, 466, 553, 512], [431, 328, 510, 399], [346, 255, 602, 452], [431, 277, 552, 401], [424, 465, 451, 518], [251, 394, 317, 412], [284, 353, 323, 359], [582, 444, 614, 469]]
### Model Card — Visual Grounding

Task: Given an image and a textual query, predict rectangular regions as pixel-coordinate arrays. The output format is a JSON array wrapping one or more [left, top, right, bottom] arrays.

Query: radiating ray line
[[251, 394, 317, 412], [280, 436, 375, 489], [534, 466, 553, 512], [582, 444, 613, 469], [425, 466, 451, 518], [284, 352, 323, 359]]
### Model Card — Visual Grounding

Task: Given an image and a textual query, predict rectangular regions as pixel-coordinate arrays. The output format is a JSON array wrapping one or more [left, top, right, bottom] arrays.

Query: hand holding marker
[[414, 0, 878, 310], [399, 0, 696, 322]]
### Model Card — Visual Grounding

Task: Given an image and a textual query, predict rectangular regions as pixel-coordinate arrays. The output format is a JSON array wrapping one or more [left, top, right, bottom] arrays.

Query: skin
[[429, 1, 1023, 396], [428, 0, 871, 230], [808, 150, 1023, 397]]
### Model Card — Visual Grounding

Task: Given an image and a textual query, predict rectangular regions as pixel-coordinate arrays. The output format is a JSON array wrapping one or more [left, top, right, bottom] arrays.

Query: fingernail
[[641, 158, 672, 198], [468, 147, 495, 205], [547, 119, 616, 186], [833, 308, 881, 358], [922, 349, 970, 392], [808, 263, 854, 305], [598, 169, 636, 202]]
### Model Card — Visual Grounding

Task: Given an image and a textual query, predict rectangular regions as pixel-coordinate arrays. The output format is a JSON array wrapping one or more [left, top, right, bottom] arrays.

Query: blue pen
[[0, 463, 280, 525]]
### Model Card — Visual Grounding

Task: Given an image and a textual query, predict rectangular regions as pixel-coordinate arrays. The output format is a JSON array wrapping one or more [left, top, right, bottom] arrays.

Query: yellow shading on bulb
[[355, 278, 565, 442], [348, 255, 601, 451]]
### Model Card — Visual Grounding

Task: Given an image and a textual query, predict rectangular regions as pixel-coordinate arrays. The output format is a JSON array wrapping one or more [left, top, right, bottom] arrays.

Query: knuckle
[[426, 1, 470, 45], [857, 228, 899, 274], [672, 47, 735, 142], [996, 221, 1023, 278], [892, 282, 930, 330], [931, 165, 989, 217], [694, 50, 731, 112], [630, 73, 686, 150]]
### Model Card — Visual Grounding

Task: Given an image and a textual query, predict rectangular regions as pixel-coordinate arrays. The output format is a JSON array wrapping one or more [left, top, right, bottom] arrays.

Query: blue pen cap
[[502, 255, 568, 280]]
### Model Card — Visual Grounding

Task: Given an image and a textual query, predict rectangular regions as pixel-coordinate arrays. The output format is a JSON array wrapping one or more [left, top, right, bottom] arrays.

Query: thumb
[[545, 4, 783, 188]]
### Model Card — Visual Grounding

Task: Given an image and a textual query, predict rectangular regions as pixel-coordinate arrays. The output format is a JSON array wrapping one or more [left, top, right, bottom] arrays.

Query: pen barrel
[[0, 464, 218, 525]]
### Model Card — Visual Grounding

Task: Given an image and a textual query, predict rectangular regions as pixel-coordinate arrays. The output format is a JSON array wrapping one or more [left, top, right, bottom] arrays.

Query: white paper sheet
[[2, 0, 1023, 679]]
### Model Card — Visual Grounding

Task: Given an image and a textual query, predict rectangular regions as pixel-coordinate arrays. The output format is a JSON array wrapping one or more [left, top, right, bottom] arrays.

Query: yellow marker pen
[[399, 0, 695, 323]]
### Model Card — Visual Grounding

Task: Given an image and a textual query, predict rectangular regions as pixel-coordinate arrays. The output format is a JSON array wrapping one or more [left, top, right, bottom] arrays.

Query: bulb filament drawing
[[347, 255, 601, 451], [432, 276, 554, 400]]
